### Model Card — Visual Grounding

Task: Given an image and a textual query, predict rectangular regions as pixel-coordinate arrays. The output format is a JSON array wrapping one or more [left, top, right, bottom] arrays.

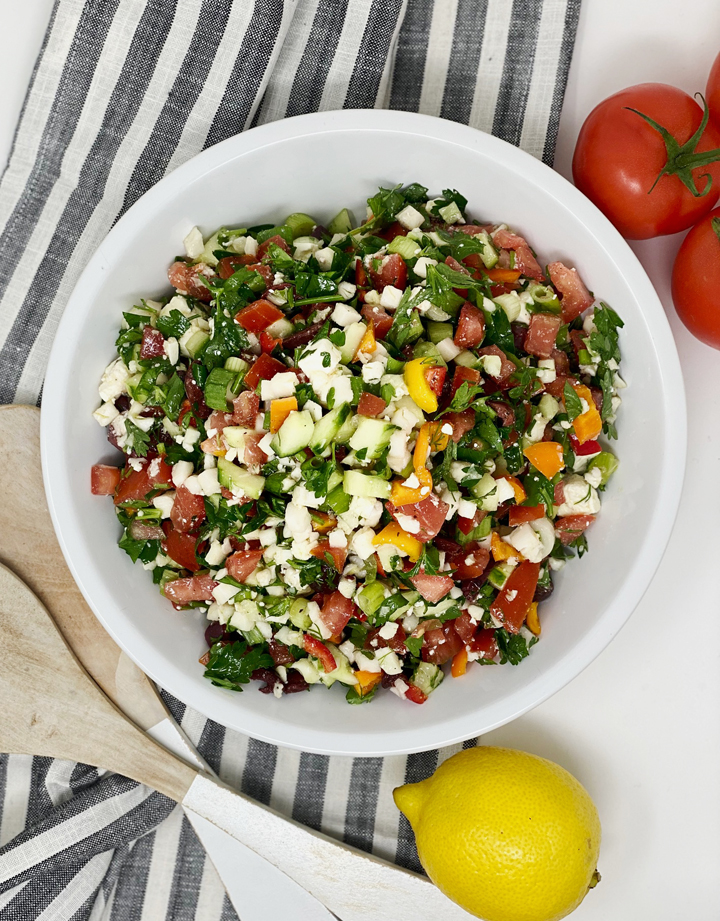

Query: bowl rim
[[41, 108, 686, 756]]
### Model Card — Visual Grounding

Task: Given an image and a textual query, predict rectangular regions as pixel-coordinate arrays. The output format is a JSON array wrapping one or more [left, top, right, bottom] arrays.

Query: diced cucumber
[[222, 425, 251, 449], [327, 469, 344, 492], [539, 393, 560, 420], [264, 317, 294, 339], [454, 349, 481, 368], [349, 417, 398, 461], [318, 644, 357, 688], [343, 470, 392, 500], [412, 662, 444, 696], [588, 451, 618, 485], [291, 658, 322, 684], [310, 403, 352, 454], [197, 229, 221, 267], [387, 236, 421, 260], [335, 413, 359, 445], [328, 208, 354, 235], [471, 472, 500, 510], [472, 230, 499, 269], [356, 581, 386, 618], [412, 340, 446, 365], [488, 562, 515, 590], [270, 409, 314, 456], [288, 598, 312, 630], [438, 201, 463, 224], [217, 457, 265, 498], [284, 212, 316, 239], [385, 356, 405, 374], [340, 322, 367, 363], [426, 321, 454, 343]]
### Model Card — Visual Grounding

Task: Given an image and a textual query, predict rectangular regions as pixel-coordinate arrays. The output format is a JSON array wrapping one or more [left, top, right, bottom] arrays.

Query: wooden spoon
[[0, 564, 471, 920], [0, 405, 336, 921]]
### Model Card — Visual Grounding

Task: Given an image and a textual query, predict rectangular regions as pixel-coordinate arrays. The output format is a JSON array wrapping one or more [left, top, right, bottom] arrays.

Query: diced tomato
[[555, 515, 596, 545], [242, 431, 269, 466], [492, 229, 545, 281], [358, 392, 387, 417], [451, 365, 482, 397], [478, 344, 516, 382], [551, 348, 571, 375], [163, 528, 201, 571], [217, 254, 255, 279], [569, 434, 601, 456], [207, 411, 234, 434], [232, 390, 260, 425], [554, 481, 566, 506], [449, 546, 490, 581], [311, 541, 347, 572], [444, 255, 470, 276], [360, 304, 393, 339], [368, 253, 407, 291], [457, 507, 486, 536], [114, 458, 172, 506], [452, 611, 476, 643], [410, 571, 454, 603], [167, 261, 215, 302], [378, 221, 409, 241], [547, 262, 594, 322], [246, 263, 274, 289], [422, 623, 464, 665], [508, 504, 545, 526], [303, 634, 337, 673], [257, 234, 291, 261], [91, 464, 121, 496], [545, 374, 580, 401], [163, 572, 217, 605], [243, 352, 287, 390], [171, 484, 206, 532], [405, 684, 428, 704], [140, 326, 166, 359], [390, 492, 449, 543], [443, 409, 475, 443], [524, 313, 562, 359], [424, 365, 446, 397], [469, 628, 498, 660], [569, 329, 587, 359], [235, 298, 284, 334], [367, 623, 407, 654], [356, 259, 369, 297], [318, 591, 355, 636], [490, 561, 541, 633], [454, 302, 486, 348], [226, 549, 264, 581], [259, 330, 281, 353]]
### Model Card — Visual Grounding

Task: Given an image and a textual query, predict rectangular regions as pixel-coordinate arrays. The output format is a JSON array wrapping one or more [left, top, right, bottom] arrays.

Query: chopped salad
[[91, 183, 625, 705]]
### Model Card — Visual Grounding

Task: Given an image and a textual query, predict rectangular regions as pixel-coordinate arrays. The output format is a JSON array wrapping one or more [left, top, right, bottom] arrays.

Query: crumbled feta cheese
[[338, 577, 356, 599], [284, 501, 313, 541], [304, 400, 323, 422], [536, 358, 556, 384], [160, 294, 192, 318], [292, 484, 324, 508], [413, 256, 437, 279], [378, 622, 399, 640], [183, 226, 204, 260], [257, 432, 275, 457], [376, 647, 403, 675], [350, 527, 378, 560], [197, 468, 221, 496], [331, 302, 362, 327], [584, 466, 603, 489], [355, 650, 381, 673], [298, 339, 342, 376], [436, 338, 462, 362], [98, 358, 130, 403], [212, 582, 240, 605], [152, 492, 175, 518], [556, 474, 601, 516], [244, 236, 258, 257], [395, 513, 421, 534], [403, 472, 420, 489], [314, 247, 335, 271], [379, 285, 404, 310], [172, 460, 194, 487], [205, 537, 233, 566], [164, 337, 179, 365], [328, 528, 348, 549], [338, 280, 357, 300], [93, 401, 119, 427], [260, 372, 297, 401], [182, 474, 203, 496], [363, 289, 381, 305], [457, 498, 476, 519], [293, 236, 322, 262], [506, 523, 544, 563], [396, 204, 425, 230], [361, 360, 385, 384]]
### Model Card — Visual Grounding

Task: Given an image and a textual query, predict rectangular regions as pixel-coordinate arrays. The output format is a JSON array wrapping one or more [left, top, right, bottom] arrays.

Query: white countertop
[[1, 2, 718, 918]]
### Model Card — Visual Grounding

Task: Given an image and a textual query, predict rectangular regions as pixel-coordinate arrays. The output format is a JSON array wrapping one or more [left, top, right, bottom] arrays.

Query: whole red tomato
[[671, 207, 720, 349], [573, 84, 720, 239], [707, 51, 720, 127]]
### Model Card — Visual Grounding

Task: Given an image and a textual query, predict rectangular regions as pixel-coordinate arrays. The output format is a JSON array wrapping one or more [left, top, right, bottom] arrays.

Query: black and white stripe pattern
[[0, 0, 581, 916]]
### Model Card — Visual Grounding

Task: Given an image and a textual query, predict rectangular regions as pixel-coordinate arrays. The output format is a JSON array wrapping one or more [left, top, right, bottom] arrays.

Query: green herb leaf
[[203, 641, 274, 691], [563, 382, 583, 421], [124, 419, 151, 457]]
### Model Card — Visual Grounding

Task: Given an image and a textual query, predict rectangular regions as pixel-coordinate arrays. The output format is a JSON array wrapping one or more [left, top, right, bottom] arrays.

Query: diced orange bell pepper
[[355, 670, 382, 696], [270, 397, 298, 433], [390, 466, 433, 506], [571, 384, 602, 445], [523, 442, 565, 479], [526, 601, 541, 636], [413, 421, 450, 470], [372, 522, 422, 561], [482, 268, 522, 283], [451, 647, 469, 678], [505, 475, 527, 504], [491, 530, 524, 562], [310, 511, 337, 534], [354, 322, 376, 360]]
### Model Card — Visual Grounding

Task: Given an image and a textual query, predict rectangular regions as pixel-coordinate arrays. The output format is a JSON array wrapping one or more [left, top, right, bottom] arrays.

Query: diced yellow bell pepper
[[354, 670, 382, 696], [523, 442, 565, 479], [270, 396, 298, 433], [526, 602, 541, 636], [404, 357, 438, 413], [505, 475, 527, 504], [354, 323, 376, 360], [572, 384, 602, 444], [372, 522, 422, 562], [491, 530, 524, 562], [413, 421, 450, 470]]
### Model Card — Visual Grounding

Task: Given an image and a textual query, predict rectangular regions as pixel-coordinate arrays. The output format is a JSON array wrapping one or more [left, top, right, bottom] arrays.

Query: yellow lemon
[[393, 746, 601, 921]]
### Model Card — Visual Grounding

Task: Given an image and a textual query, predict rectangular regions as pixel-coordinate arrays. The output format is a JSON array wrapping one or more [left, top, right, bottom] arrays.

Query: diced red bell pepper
[[259, 329, 282, 353], [448, 546, 490, 581], [235, 299, 285, 333], [451, 365, 482, 397], [405, 684, 428, 704], [508, 504, 545, 526], [303, 635, 337, 674], [569, 434, 601, 456], [490, 561, 541, 633], [243, 352, 287, 390], [456, 508, 486, 536]]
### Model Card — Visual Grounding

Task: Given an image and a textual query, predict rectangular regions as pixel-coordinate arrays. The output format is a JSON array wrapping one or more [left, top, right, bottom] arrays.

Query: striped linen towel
[[0, 0, 581, 917]]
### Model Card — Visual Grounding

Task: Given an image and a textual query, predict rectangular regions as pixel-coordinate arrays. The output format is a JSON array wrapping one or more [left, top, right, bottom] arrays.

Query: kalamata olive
[[114, 394, 131, 413], [310, 224, 330, 240], [281, 321, 324, 351], [204, 622, 233, 646], [511, 322, 527, 351], [533, 577, 554, 603]]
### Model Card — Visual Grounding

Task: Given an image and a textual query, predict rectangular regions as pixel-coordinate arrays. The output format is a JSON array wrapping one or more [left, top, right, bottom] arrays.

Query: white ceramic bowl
[[42, 110, 685, 756]]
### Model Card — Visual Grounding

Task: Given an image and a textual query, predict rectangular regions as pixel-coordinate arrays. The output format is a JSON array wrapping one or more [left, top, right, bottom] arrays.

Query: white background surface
[[0, 2, 718, 919]]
